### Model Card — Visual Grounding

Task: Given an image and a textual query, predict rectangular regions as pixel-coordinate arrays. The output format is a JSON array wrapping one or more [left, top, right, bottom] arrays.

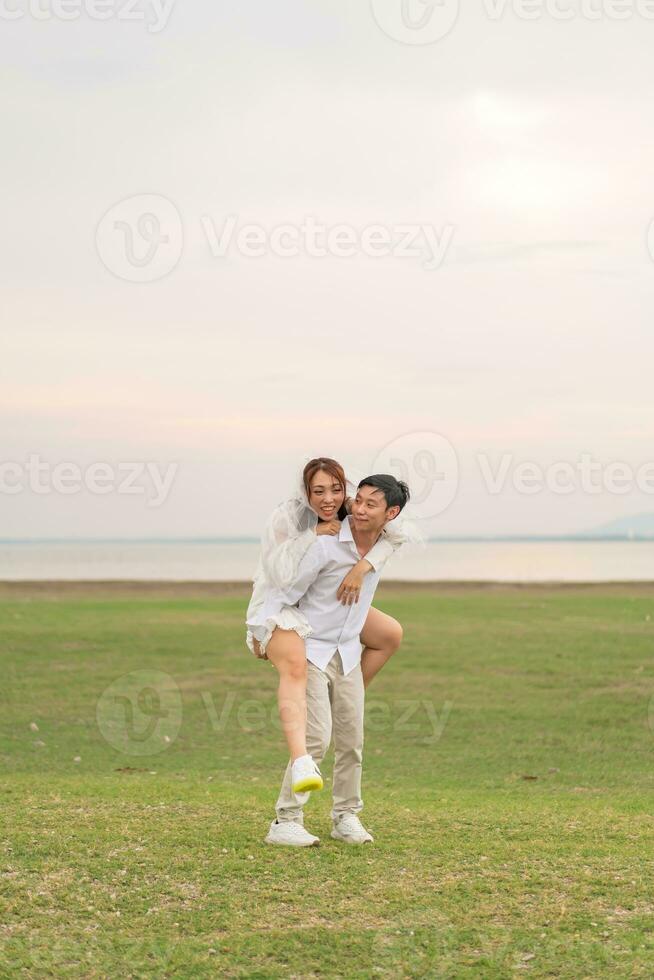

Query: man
[[264, 473, 410, 847]]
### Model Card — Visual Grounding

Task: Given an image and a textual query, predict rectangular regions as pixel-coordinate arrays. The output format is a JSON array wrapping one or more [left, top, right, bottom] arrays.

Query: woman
[[246, 457, 407, 794]]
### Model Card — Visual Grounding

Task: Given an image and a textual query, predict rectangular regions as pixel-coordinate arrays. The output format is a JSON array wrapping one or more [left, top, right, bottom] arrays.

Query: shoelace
[[287, 822, 311, 837], [294, 759, 322, 778], [337, 815, 365, 834]]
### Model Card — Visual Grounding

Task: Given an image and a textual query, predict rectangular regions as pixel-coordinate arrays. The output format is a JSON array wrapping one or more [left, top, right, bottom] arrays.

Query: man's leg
[[330, 653, 365, 822], [274, 662, 331, 824]]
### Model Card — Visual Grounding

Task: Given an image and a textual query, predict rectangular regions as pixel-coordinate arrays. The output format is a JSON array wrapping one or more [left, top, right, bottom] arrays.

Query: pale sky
[[2, 1, 654, 538]]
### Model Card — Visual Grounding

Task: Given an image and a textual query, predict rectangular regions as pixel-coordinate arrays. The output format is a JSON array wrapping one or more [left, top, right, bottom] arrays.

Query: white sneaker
[[331, 812, 374, 844], [291, 755, 323, 794], [264, 818, 320, 847]]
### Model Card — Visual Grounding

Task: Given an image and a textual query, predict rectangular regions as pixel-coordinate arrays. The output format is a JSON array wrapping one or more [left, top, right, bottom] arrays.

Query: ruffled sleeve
[[259, 499, 318, 591]]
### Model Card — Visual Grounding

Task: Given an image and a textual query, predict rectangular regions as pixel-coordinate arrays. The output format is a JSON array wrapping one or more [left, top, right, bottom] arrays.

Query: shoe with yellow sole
[[291, 755, 323, 794]]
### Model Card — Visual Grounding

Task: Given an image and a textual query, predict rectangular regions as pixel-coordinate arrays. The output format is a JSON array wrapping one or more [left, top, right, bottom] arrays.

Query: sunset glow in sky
[[2, 2, 653, 538]]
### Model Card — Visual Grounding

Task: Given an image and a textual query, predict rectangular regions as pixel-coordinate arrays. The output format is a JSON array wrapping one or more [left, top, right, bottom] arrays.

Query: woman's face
[[308, 469, 345, 522]]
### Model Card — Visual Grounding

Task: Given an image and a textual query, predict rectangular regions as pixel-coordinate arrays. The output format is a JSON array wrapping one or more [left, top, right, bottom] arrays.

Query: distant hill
[[578, 512, 654, 540]]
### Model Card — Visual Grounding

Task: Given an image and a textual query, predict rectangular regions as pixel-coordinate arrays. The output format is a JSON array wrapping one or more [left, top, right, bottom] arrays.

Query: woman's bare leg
[[360, 606, 403, 689], [265, 628, 309, 762]]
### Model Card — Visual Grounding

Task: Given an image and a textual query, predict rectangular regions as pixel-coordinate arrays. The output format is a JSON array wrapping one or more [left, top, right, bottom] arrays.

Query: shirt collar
[[339, 515, 355, 544], [340, 515, 385, 560]]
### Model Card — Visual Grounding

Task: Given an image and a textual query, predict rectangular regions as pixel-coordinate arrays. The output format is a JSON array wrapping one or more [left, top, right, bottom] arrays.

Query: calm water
[[2, 540, 654, 582]]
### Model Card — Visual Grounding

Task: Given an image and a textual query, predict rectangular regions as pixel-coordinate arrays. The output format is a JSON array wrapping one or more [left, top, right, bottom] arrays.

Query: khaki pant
[[275, 651, 365, 824]]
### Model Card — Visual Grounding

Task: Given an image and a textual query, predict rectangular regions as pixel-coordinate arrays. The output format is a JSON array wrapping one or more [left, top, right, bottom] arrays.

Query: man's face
[[351, 484, 399, 534]]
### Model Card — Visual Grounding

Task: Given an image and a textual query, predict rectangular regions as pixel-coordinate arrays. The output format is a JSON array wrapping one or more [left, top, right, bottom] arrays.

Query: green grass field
[[2, 581, 654, 978]]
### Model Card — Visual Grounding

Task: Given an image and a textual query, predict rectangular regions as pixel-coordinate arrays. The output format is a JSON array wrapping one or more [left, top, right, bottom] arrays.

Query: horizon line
[[2, 534, 654, 544]]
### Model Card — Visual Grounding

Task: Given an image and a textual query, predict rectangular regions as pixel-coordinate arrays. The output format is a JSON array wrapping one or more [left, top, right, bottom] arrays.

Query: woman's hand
[[316, 519, 341, 536], [252, 637, 268, 660], [336, 559, 373, 605]]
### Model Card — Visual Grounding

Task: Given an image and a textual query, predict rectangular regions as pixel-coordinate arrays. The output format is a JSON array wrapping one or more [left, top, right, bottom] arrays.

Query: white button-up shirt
[[262, 516, 383, 675]]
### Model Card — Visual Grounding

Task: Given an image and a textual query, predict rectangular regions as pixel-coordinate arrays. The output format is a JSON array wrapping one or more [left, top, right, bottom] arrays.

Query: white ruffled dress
[[245, 495, 406, 659]]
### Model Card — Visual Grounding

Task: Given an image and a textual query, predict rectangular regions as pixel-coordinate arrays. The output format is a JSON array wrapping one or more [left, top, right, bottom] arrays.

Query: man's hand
[[317, 519, 341, 536], [336, 559, 372, 605]]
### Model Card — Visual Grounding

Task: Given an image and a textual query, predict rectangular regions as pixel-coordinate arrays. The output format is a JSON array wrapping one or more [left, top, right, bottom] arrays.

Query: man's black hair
[[357, 474, 410, 513]]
